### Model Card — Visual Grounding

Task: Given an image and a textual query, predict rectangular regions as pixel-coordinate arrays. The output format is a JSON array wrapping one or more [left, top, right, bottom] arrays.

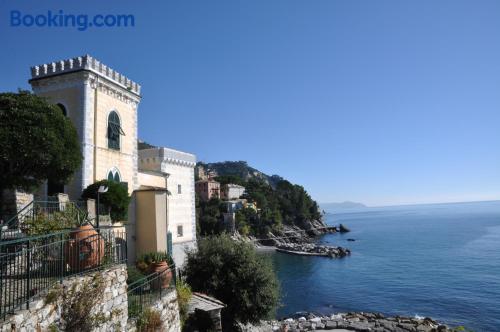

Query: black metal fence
[[127, 266, 176, 319], [1, 200, 90, 240], [0, 226, 127, 321]]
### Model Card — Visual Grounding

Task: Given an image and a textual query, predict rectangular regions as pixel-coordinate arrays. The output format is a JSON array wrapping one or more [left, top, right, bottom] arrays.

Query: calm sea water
[[265, 201, 500, 332]]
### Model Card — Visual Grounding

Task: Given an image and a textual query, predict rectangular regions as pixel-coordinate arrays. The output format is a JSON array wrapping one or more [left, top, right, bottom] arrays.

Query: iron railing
[[0, 201, 34, 240], [127, 265, 176, 319], [0, 226, 127, 321], [1, 200, 90, 240]]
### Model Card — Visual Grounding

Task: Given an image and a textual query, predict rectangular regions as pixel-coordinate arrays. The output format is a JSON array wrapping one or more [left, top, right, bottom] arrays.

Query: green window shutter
[[107, 111, 124, 150], [167, 231, 173, 256]]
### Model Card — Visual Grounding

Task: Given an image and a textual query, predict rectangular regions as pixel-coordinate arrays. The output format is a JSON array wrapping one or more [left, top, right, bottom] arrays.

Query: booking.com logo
[[10, 10, 135, 31]]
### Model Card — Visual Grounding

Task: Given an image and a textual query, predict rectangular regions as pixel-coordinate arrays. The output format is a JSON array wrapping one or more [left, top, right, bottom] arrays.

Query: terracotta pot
[[149, 261, 172, 290], [65, 224, 105, 271]]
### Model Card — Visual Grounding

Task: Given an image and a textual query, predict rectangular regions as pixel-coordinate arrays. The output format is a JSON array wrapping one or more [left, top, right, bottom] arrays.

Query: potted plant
[[137, 251, 173, 289], [65, 209, 105, 271]]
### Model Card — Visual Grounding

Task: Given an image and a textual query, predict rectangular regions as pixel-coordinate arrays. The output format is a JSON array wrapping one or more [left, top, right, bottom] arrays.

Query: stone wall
[[150, 289, 182, 332], [127, 289, 181, 332], [0, 265, 128, 332], [0, 189, 33, 223], [0, 264, 183, 332]]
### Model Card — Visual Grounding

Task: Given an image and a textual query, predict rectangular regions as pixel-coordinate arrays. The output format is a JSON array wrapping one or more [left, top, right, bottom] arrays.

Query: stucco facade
[[29, 55, 140, 199], [26, 55, 197, 268], [139, 147, 197, 268], [138, 171, 168, 189], [134, 189, 169, 255]]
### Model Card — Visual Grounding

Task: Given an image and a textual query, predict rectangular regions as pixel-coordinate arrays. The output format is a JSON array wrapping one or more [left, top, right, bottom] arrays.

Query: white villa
[[26, 54, 197, 267]]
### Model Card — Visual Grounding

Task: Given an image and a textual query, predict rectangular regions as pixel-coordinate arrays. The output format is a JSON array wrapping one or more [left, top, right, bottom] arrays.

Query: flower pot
[[149, 261, 172, 290], [65, 224, 105, 271]]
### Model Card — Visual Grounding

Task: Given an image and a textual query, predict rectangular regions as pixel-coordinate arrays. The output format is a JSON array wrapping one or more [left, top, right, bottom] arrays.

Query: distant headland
[[320, 201, 367, 213]]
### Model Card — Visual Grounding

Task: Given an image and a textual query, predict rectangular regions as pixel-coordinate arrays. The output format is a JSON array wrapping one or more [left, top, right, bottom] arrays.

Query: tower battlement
[[30, 55, 141, 95]]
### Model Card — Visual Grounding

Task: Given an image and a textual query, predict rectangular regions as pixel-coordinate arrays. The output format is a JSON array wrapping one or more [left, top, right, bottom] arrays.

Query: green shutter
[[167, 231, 173, 256]]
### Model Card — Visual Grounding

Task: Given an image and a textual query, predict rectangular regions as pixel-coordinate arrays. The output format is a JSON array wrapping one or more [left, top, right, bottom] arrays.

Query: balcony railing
[[0, 226, 127, 321], [127, 266, 176, 319]]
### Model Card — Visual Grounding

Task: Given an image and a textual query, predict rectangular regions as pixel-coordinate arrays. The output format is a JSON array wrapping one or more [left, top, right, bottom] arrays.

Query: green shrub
[[176, 280, 192, 326], [22, 204, 91, 235], [22, 212, 65, 235], [45, 274, 115, 331], [48, 323, 59, 332], [127, 266, 146, 285], [184, 234, 280, 327], [141, 251, 169, 264], [81, 180, 130, 222], [128, 300, 142, 319], [137, 308, 163, 331], [45, 285, 62, 305]]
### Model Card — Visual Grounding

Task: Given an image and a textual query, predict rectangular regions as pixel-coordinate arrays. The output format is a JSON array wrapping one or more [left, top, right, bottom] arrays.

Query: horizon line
[[320, 199, 500, 209]]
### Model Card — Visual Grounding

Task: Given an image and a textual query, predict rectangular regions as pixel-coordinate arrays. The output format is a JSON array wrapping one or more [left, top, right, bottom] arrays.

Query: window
[[178, 184, 182, 194], [56, 103, 67, 116], [107, 168, 121, 182], [107, 111, 124, 150], [177, 225, 183, 237]]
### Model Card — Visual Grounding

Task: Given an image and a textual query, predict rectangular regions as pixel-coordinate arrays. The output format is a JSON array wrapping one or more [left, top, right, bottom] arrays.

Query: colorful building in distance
[[195, 179, 220, 201], [220, 183, 245, 200]]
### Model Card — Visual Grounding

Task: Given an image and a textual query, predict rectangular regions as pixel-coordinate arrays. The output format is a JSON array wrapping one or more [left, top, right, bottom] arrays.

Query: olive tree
[[184, 234, 280, 329]]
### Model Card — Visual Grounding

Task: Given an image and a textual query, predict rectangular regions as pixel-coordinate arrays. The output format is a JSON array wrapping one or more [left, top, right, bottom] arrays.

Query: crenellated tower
[[29, 55, 141, 199]]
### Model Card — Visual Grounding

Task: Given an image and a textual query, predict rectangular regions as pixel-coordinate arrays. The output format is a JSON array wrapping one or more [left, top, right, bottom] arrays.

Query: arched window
[[107, 168, 121, 182], [56, 103, 67, 116], [107, 111, 124, 150]]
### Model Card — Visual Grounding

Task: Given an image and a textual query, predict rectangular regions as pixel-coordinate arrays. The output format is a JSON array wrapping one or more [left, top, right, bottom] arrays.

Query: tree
[[235, 208, 256, 236], [214, 175, 246, 186], [81, 180, 130, 222], [184, 234, 280, 329], [196, 197, 226, 236], [197, 171, 323, 237], [0, 91, 82, 192]]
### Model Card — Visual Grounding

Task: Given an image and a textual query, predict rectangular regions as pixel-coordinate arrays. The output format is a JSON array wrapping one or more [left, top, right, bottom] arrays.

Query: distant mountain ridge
[[196, 161, 283, 188], [321, 201, 367, 212]]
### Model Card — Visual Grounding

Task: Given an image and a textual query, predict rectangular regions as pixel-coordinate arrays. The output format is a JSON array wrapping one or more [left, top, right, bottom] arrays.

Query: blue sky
[[1, 0, 500, 206]]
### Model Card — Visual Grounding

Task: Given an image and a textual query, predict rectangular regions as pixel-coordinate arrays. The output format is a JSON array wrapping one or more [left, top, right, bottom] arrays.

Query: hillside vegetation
[[197, 161, 283, 188], [196, 162, 322, 237]]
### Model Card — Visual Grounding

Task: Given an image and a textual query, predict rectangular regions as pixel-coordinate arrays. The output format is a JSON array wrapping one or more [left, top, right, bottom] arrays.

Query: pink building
[[195, 179, 220, 201]]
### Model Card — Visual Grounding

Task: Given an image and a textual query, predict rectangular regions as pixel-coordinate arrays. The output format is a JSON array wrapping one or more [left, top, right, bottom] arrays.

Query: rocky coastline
[[276, 243, 351, 258], [237, 223, 459, 332], [244, 219, 352, 258], [238, 312, 453, 332]]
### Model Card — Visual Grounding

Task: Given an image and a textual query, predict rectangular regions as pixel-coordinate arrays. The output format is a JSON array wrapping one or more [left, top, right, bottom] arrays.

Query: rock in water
[[339, 223, 350, 233]]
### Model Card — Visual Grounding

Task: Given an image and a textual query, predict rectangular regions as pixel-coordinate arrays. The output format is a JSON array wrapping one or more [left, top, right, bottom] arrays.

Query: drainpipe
[[160, 171, 171, 251], [93, 76, 99, 183]]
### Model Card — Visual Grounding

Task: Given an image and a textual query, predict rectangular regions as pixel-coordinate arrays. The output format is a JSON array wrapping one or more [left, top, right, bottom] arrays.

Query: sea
[[265, 201, 500, 331]]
